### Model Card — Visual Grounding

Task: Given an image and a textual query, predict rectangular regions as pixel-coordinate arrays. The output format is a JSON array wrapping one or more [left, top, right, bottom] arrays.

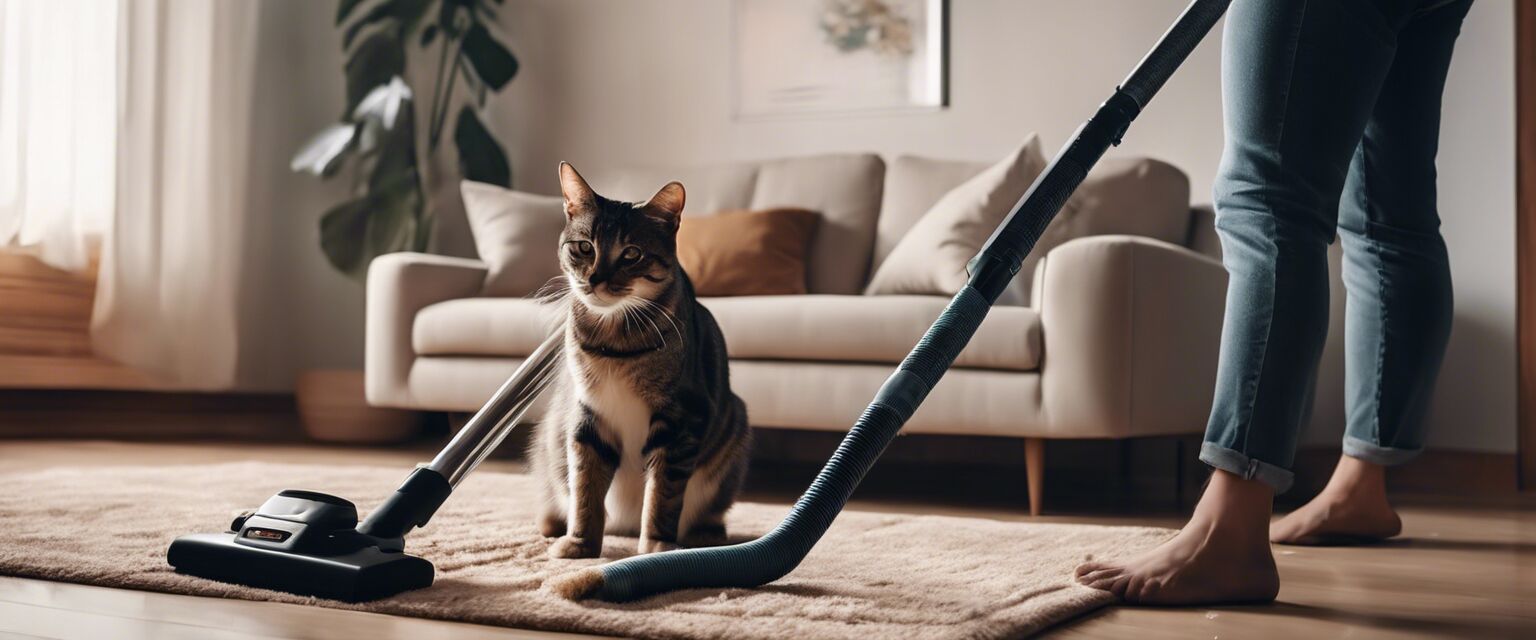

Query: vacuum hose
[[548, 0, 1233, 602]]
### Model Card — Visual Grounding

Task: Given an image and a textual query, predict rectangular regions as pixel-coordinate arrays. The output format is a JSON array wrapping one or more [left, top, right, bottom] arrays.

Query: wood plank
[[0, 325, 94, 357], [1517, 0, 1536, 491], [1292, 447, 1519, 496], [0, 354, 167, 390], [0, 578, 578, 640], [0, 391, 303, 440]]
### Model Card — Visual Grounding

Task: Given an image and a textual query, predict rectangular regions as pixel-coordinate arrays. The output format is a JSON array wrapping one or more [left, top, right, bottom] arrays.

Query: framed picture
[[733, 0, 948, 119]]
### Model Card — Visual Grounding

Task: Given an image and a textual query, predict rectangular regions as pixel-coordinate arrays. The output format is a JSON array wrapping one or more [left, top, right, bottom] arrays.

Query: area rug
[[0, 462, 1171, 639]]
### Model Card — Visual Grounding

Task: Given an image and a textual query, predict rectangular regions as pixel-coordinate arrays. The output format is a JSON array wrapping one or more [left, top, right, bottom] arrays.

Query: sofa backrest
[[596, 152, 1191, 298], [596, 153, 884, 295], [872, 155, 1195, 274]]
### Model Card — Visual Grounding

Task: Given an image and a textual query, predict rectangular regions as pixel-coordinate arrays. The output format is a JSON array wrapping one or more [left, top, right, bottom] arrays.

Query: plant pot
[[295, 369, 420, 444]]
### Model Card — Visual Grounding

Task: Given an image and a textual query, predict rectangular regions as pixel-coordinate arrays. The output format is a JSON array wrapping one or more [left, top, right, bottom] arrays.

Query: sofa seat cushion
[[414, 295, 1041, 372], [704, 295, 1040, 371], [413, 298, 558, 359]]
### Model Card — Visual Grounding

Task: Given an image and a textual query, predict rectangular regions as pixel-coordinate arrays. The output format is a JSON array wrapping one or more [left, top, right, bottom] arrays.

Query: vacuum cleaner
[[168, 0, 1231, 604]]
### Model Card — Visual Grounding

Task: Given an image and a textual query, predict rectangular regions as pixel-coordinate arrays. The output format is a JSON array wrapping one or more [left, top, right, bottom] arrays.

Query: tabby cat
[[532, 162, 751, 559]]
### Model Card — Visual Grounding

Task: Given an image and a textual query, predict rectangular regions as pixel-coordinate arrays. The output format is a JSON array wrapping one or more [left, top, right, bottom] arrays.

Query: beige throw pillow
[[460, 180, 566, 297], [865, 135, 1048, 296]]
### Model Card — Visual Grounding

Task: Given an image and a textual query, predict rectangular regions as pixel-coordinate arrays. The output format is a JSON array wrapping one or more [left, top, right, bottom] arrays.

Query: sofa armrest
[[1034, 235, 1227, 438], [365, 252, 489, 407]]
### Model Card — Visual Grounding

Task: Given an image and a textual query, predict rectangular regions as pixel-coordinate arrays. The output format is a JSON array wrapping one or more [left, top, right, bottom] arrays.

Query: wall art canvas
[[734, 0, 947, 118]]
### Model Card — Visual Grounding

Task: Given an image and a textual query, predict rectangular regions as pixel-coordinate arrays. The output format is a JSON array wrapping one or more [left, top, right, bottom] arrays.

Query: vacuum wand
[[548, 0, 1233, 603], [357, 327, 565, 541]]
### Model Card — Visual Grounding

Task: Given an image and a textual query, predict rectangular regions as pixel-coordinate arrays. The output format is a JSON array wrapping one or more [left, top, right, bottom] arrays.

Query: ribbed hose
[[594, 287, 991, 600], [566, 0, 1232, 602]]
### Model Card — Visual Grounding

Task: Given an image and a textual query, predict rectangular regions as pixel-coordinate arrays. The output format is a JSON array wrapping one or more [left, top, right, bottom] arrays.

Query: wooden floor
[[1, 440, 1533, 639]]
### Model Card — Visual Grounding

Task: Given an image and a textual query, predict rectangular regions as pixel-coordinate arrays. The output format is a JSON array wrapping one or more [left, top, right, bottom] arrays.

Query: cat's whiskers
[[633, 303, 668, 348], [633, 298, 683, 342]]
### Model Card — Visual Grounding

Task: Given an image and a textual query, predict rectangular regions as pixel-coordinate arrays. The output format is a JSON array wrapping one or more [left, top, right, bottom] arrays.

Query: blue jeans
[[1201, 0, 1472, 492]]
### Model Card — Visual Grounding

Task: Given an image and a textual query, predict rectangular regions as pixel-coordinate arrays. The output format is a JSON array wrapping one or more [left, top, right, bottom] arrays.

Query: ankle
[[1321, 455, 1390, 500], [1191, 470, 1274, 538]]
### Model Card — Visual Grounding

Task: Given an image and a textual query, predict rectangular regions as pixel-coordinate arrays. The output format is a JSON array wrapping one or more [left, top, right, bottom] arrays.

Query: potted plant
[[289, 0, 518, 443]]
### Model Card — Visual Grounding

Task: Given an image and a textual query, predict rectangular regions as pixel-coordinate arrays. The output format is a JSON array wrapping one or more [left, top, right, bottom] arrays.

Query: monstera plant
[[291, 0, 517, 280]]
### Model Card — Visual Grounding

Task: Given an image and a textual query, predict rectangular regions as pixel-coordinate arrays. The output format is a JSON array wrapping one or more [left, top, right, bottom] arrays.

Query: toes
[[1108, 574, 1133, 599], [1074, 561, 1109, 578], [548, 535, 601, 559], [1123, 574, 1149, 603], [1077, 568, 1117, 586]]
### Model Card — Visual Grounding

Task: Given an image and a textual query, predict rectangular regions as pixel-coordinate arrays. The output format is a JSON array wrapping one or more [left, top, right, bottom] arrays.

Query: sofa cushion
[[413, 298, 559, 358], [592, 162, 759, 215], [865, 135, 1046, 298], [703, 295, 1040, 371], [460, 181, 566, 297], [749, 154, 885, 295], [873, 155, 1193, 304], [676, 208, 820, 296], [414, 295, 1041, 372]]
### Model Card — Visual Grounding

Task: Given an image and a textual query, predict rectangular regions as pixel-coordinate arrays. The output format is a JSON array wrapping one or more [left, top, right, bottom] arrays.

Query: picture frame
[[733, 0, 948, 119]]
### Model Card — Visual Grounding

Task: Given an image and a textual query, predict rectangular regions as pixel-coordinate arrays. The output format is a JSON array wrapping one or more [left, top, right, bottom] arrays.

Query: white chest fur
[[569, 356, 651, 534]]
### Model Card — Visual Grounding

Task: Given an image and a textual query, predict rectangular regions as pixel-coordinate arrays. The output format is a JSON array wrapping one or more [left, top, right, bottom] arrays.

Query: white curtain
[[88, 0, 258, 388], [0, 0, 118, 271]]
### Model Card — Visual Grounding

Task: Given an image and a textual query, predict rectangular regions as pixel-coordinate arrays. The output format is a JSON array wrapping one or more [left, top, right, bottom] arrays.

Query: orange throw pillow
[[676, 208, 819, 296]]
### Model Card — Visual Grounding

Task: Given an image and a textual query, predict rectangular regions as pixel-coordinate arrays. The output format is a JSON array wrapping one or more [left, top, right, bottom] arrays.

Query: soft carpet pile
[[0, 462, 1171, 639]]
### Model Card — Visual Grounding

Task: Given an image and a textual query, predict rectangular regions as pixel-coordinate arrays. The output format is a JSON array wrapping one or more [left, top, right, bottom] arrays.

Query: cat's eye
[[619, 246, 642, 263], [571, 240, 594, 256]]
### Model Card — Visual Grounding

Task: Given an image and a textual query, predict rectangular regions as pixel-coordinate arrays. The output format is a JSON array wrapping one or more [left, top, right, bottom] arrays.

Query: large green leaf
[[290, 123, 358, 177], [453, 106, 509, 187], [336, 0, 368, 25], [319, 172, 422, 280], [368, 104, 417, 190], [342, 0, 432, 50], [318, 197, 373, 277], [344, 32, 404, 116], [459, 23, 517, 90]]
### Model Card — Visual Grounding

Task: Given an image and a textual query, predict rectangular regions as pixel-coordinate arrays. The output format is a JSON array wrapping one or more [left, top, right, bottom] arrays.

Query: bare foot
[[1271, 455, 1401, 545], [548, 535, 602, 559], [1075, 470, 1280, 605]]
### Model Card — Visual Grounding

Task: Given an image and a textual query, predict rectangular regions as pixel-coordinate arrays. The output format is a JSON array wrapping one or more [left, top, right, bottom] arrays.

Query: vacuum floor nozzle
[[167, 488, 434, 602], [168, 533, 432, 602]]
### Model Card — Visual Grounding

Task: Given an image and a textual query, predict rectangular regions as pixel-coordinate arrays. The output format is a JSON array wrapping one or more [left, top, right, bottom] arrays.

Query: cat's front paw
[[637, 538, 679, 555], [549, 535, 602, 559]]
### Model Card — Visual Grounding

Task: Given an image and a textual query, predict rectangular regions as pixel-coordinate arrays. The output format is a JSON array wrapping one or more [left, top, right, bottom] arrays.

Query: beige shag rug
[[0, 462, 1171, 639]]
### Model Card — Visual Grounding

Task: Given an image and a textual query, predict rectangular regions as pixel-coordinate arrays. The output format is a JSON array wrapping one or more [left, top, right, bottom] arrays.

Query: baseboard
[[0, 390, 305, 441], [1292, 446, 1520, 495]]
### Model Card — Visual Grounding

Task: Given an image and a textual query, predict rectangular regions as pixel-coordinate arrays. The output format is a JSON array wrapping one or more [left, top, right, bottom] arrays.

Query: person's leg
[[1076, 0, 1404, 604], [1272, 0, 1469, 546]]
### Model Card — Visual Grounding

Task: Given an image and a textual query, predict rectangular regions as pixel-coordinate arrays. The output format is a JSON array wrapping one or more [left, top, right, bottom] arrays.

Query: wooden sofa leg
[[1025, 438, 1045, 516]]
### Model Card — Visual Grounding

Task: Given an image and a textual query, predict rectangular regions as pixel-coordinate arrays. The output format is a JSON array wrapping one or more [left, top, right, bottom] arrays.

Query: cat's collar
[[578, 340, 666, 359]]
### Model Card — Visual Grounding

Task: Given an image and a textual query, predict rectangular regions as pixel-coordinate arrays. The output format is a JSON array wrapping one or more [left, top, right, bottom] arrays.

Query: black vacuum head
[[167, 490, 433, 602]]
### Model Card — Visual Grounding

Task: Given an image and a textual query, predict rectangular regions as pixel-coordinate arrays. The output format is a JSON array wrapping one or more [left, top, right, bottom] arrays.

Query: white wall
[[493, 0, 1518, 453], [237, 0, 365, 391], [238, 1, 1517, 453]]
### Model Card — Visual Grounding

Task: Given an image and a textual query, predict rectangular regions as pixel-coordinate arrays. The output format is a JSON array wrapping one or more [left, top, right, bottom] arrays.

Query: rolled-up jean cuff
[[1200, 442, 1294, 493], [1342, 436, 1421, 466]]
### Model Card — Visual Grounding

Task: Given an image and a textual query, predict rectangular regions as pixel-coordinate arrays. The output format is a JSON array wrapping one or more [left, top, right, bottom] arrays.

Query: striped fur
[[532, 163, 751, 559]]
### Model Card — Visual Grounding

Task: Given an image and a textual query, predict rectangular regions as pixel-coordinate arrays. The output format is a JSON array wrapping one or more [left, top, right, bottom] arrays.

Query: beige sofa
[[366, 153, 1228, 514]]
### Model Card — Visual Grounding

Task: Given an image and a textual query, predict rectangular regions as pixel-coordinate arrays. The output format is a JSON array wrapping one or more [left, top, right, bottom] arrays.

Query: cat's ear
[[644, 181, 685, 230], [558, 161, 596, 216]]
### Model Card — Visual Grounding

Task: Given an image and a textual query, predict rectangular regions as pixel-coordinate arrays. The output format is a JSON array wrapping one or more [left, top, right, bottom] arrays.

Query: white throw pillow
[[460, 180, 566, 297], [865, 135, 1048, 297]]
